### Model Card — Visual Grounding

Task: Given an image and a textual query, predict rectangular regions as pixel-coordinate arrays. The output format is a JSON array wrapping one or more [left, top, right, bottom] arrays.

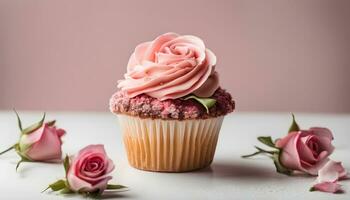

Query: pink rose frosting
[[118, 32, 219, 100]]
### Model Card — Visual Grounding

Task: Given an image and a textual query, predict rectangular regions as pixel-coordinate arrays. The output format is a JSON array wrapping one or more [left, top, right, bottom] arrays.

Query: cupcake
[[110, 33, 235, 172]]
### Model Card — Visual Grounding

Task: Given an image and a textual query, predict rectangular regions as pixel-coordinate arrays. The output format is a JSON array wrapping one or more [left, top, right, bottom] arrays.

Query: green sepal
[[15, 157, 31, 172], [18, 134, 33, 153], [46, 120, 56, 126], [241, 146, 277, 158], [43, 179, 67, 192], [13, 109, 23, 131], [60, 187, 74, 194], [254, 146, 276, 154], [16, 160, 23, 172], [21, 113, 46, 135], [14, 143, 20, 153], [242, 145, 292, 176], [0, 144, 15, 156], [184, 95, 216, 114], [106, 184, 127, 190], [257, 136, 277, 148], [12, 140, 32, 172], [89, 190, 101, 198], [241, 151, 264, 158], [288, 113, 300, 133], [63, 155, 70, 176], [13, 143, 32, 170], [272, 152, 292, 175], [79, 188, 101, 198], [309, 187, 316, 192]]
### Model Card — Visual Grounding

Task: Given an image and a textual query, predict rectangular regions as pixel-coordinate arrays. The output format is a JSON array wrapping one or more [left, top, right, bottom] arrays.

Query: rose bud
[[44, 145, 126, 197], [0, 110, 65, 170]]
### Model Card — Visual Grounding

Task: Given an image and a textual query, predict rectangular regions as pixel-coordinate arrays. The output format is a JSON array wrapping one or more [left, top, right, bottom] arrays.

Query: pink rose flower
[[67, 145, 115, 193], [243, 114, 348, 194], [118, 32, 219, 100], [19, 122, 65, 162], [44, 145, 125, 197], [311, 160, 347, 193], [0, 112, 66, 170], [275, 127, 334, 175]]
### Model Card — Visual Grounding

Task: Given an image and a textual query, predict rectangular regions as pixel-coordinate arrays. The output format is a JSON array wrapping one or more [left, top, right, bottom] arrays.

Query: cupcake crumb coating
[[110, 88, 235, 120]]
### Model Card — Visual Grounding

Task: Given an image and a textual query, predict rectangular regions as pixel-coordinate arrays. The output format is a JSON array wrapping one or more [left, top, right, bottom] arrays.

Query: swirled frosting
[[118, 32, 219, 100]]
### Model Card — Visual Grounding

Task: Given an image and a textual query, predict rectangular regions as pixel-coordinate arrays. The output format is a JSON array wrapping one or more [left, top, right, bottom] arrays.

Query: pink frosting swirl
[[118, 32, 219, 100]]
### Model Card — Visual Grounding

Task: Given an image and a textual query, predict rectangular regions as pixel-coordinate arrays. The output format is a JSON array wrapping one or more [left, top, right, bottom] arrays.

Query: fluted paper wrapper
[[117, 115, 224, 172]]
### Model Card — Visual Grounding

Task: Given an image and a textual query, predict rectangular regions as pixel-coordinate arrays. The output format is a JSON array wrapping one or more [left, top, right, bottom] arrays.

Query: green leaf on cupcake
[[184, 95, 216, 114]]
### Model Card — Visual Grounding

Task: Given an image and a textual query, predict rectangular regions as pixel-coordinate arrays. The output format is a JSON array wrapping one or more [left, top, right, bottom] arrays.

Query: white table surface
[[0, 111, 349, 199]]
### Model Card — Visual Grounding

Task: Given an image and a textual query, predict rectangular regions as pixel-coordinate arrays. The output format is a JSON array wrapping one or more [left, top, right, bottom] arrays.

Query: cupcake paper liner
[[117, 115, 224, 172]]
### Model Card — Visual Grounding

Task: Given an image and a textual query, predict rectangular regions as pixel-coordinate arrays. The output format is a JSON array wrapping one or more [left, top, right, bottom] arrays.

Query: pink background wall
[[1, 0, 349, 113]]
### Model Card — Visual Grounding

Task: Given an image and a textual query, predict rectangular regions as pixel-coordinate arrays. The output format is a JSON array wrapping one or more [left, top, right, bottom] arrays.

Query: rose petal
[[56, 128, 66, 138], [312, 182, 342, 193], [106, 158, 115, 174], [317, 160, 347, 182], [277, 132, 304, 171], [76, 144, 107, 157], [303, 154, 329, 175], [309, 127, 333, 140], [87, 176, 112, 193], [275, 131, 298, 148], [311, 160, 346, 193], [19, 125, 45, 146], [78, 173, 111, 184], [67, 170, 93, 192], [298, 135, 317, 166], [25, 125, 62, 161], [315, 136, 334, 155], [77, 155, 114, 183]]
